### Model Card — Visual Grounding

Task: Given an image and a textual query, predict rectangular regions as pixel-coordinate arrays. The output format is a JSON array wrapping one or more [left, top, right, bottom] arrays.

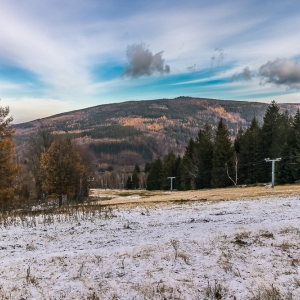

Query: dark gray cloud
[[123, 43, 170, 78], [258, 58, 300, 89], [231, 67, 252, 82]]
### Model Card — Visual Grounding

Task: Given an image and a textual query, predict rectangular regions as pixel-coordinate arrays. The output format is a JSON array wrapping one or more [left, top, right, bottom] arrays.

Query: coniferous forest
[[144, 101, 300, 191]]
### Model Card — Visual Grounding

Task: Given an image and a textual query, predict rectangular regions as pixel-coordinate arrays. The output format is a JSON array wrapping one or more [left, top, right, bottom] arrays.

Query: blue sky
[[0, 0, 300, 123]]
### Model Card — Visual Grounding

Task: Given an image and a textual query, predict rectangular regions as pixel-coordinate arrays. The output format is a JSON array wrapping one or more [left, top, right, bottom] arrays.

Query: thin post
[[271, 160, 275, 188], [265, 158, 281, 188], [167, 177, 176, 192]]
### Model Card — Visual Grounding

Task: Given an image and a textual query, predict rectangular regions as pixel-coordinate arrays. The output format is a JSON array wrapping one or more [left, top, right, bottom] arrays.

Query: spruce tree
[[146, 158, 162, 190], [180, 139, 197, 190], [126, 175, 132, 189], [131, 164, 140, 189], [211, 119, 233, 188], [195, 123, 213, 189], [260, 101, 282, 157], [259, 101, 283, 182], [276, 143, 295, 184], [238, 117, 261, 183], [290, 109, 300, 181], [292, 108, 300, 134], [174, 155, 182, 190], [275, 111, 295, 183], [144, 162, 151, 173]]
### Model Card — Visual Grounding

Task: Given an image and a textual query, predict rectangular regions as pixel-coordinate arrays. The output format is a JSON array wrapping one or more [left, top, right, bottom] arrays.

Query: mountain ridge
[[14, 96, 300, 168]]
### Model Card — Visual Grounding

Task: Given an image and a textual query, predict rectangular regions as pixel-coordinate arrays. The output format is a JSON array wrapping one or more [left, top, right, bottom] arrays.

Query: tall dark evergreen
[[211, 119, 233, 188], [234, 128, 244, 155], [194, 123, 213, 189], [275, 111, 295, 184], [238, 117, 261, 183], [180, 138, 197, 190], [146, 158, 162, 190], [126, 164, 140, 189], [276, 144, 295, 184], [291, 109, 300, 181], [259, 101, 283, 182], [292, 109, 300, 134], [174, 155, 182, 190], [144, 162, 151, 173], [126, 176, 132, 189], [260, 101, 282, 158]]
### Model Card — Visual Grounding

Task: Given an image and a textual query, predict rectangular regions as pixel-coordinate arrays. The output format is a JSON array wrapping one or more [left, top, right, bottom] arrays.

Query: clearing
[[0, 185, 300, 299]]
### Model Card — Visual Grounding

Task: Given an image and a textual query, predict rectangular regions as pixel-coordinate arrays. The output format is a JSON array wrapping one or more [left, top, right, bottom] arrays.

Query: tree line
[[140, 101, 300, 190], [0, 103, 91, 210]]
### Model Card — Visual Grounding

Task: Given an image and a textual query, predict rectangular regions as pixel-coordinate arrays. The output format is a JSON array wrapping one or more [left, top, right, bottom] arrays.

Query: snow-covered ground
[[1, 196, 300, 299]]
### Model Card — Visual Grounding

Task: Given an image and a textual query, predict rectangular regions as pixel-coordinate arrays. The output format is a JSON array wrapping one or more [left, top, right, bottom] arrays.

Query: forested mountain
[[14, 97, 300, 170]]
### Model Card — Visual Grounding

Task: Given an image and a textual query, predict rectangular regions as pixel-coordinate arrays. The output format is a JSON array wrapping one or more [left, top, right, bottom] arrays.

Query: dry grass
[[203, 280, 228, 299], [248, 284, 292, 300], [276, 239, 295, 251], [89, 184, 300, 207]]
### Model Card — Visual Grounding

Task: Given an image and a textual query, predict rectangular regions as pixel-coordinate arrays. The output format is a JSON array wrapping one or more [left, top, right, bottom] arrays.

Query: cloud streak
[[123, 44, 170, 78], [258, 58, 300, 89]]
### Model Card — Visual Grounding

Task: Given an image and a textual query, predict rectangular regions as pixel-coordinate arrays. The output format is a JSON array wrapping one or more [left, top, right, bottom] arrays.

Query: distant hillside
[[14, 96, 300, 168]]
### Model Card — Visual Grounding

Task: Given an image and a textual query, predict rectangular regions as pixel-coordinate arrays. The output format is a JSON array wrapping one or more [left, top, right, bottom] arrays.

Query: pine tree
[[126, 175, 132, 189], [146, 158, 162, 190], [292, 108, 300, 134], [275, 111, 295, 183], [259, 104, 294, 184], [276, 143, 295, 184], [0, 105, 18, 209], [238, 117, 262, 184], [144, 162, 151, 173], [290, 109, 300, 181], [131, 164, 140, 189], [174, 155, 182, 190], [195, 123, 213, 189], [211, 119, 233, 188], [180, 139, 197, 190], [260, 101, 282, 158], [40, 138, 86, 205], [234, 128, 244, 155]]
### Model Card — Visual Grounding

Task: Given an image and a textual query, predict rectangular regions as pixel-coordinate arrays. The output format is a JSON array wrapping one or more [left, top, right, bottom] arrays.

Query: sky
[[0, 0, 300, 123]]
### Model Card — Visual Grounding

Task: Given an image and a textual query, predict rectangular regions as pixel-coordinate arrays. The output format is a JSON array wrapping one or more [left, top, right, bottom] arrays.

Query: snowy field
[[1, 196, 300, 299]]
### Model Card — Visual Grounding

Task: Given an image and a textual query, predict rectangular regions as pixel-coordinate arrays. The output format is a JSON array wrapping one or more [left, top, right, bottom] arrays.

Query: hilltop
[[14, 96, 300, 168]]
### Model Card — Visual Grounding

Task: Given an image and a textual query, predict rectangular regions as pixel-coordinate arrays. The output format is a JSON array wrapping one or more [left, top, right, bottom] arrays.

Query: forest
[[130, 101, 300, 191], [1, 100, 300, 209]]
